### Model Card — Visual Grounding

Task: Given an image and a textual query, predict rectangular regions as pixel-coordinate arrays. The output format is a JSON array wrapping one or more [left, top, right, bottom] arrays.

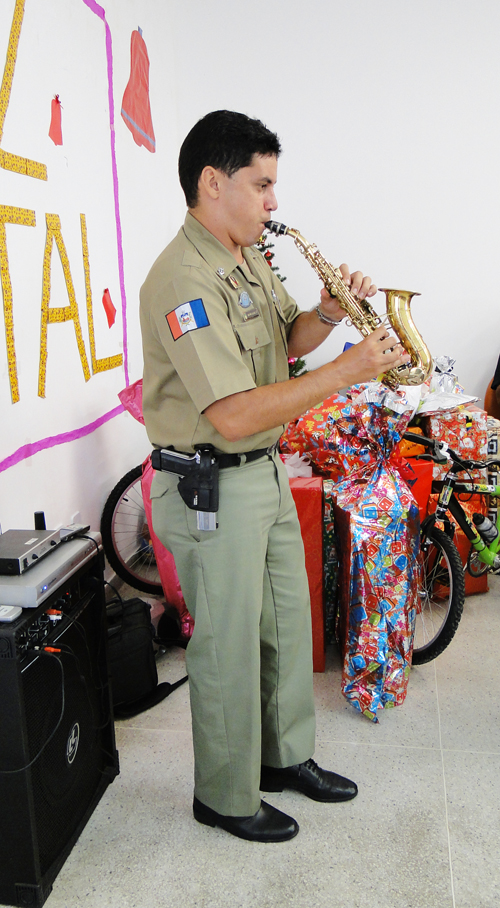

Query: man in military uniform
[[140, 110, 409, 843]]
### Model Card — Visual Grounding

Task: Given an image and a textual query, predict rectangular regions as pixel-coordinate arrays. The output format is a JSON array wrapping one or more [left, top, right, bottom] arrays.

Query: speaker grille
[[20, 594, 115, 874], [0, 549, 118, 908]]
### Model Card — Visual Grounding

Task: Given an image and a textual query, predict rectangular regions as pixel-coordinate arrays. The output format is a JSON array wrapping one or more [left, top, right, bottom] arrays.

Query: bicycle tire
[[466, 547, 490, 577], [412, 525, 465, 665], [100, 465, 163, 595]]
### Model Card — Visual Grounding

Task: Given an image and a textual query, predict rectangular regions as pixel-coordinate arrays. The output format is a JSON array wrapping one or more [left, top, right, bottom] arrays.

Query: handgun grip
[[151, 448, 197, 475]]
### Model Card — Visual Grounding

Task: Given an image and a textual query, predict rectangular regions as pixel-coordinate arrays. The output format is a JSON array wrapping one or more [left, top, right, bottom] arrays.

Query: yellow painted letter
[[80, 214, 123, 375], [38, 214, 91, 398], [0, 204, 36, 403], [0, 0, 47, 181]]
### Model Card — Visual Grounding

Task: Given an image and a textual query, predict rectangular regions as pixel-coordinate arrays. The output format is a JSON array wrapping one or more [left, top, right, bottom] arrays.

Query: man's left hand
[[319, 264, 377, 322]]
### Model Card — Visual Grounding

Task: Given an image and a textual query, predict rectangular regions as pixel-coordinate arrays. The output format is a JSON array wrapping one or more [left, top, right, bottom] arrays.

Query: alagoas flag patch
[[166, 299, 210, 340]]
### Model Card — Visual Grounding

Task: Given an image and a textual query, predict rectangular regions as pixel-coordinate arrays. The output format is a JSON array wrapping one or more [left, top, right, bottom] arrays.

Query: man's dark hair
[[178, 110, 282, 208]]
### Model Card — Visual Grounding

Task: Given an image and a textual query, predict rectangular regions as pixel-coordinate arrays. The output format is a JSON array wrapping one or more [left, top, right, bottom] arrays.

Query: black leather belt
[[217, 448, 270, 468], [152, 446, 270, 474]]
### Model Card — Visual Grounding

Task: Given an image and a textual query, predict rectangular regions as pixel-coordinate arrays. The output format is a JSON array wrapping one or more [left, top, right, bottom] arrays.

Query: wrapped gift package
[[422, 404, 488, 481], [396, 457, 433, 523], [408, 459, 433, 522], [427, 492, 489, 595], [323, 479, 340, 645], [282, 388, 420, 721], [289, 477, 325, 672], [487, 416, 500, 525]]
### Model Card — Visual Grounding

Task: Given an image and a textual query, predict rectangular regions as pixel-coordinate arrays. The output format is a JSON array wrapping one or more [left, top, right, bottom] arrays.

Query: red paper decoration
[[102, 288, 116, 327], [49, 95, 62, 146]]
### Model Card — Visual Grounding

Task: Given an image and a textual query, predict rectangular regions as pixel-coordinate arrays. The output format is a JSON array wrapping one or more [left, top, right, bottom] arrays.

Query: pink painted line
[[0, 404, 125, 474], [82, 0, 129, 385]]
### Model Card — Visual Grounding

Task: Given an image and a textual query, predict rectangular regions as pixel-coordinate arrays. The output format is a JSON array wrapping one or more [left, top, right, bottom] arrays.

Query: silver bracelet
[[313, 304, 343, 327]]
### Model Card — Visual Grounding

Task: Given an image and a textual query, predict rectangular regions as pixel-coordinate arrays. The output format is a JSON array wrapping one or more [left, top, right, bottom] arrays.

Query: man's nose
[[266, 189, 278, 211]]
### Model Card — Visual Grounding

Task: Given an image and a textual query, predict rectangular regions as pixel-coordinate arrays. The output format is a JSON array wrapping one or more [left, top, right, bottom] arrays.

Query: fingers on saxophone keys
[[349, 272, 373, 300], [339, 263, 351, 287], [384, 343, 411, 366]]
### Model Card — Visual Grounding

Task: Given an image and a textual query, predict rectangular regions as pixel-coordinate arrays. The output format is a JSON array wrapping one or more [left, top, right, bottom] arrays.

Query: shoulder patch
[[166, 299, 210, 340]]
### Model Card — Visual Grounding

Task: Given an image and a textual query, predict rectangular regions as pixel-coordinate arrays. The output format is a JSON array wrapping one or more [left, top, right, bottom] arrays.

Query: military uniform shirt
[[140, 212, 302, 453]]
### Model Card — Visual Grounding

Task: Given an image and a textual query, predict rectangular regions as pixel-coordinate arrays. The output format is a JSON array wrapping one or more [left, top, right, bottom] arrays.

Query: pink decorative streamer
[[83, 0, 129, 385], [0, 405, 125, 474], [2, 3, 130, 474]]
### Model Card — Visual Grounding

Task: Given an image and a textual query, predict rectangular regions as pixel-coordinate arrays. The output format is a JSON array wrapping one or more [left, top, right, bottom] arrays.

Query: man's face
[[217, 154, 278, 250]]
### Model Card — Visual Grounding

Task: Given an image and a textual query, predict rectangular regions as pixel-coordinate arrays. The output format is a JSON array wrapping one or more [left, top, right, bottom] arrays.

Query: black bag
[[106, 597, 188, 719]]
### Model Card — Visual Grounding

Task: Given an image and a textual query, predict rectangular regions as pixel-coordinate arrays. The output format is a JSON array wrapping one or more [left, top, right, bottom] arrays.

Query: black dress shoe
[[193, 796, 299, 842], [260, 758, 358, 802]]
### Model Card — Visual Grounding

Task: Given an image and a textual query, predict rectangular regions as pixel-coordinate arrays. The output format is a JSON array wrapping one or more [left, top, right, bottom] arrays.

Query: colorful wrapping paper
[[422, 404, 488, 481], [323, 480, 340, 645], [486, 416, 500, 525], [282, 387, 420, 721]]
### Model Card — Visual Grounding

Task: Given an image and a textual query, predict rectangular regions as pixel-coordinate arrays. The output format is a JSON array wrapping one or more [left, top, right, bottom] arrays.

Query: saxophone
[[265, 220, 433, 391]]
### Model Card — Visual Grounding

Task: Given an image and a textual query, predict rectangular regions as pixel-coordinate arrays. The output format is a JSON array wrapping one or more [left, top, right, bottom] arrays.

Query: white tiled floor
[[45, 576, 500, 908]]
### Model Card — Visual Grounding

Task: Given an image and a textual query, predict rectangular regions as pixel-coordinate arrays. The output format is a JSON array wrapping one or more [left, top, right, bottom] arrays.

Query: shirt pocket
[[233, 317, 272, 385]]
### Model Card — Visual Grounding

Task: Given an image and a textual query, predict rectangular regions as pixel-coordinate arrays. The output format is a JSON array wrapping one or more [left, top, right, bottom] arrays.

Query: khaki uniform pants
[[150, 452, 316, 816]]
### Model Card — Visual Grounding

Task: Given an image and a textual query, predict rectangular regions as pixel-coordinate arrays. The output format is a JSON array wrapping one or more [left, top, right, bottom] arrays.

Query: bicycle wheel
[[466, 547, 490, 577], [100, 465, 163, 595], [412, 525, 465, 665]]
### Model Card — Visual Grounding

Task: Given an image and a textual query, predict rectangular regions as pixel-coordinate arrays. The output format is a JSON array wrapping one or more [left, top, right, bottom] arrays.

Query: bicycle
[[403, 430, 500, 664], [100, 465, 162, 596]]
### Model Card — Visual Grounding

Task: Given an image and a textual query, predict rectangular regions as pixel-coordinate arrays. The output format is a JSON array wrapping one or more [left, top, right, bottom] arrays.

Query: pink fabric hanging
[[121, 30, 156, 152]]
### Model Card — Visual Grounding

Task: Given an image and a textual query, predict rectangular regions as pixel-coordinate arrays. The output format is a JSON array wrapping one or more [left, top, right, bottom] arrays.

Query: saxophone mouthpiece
[[265, 220, 288, 236]]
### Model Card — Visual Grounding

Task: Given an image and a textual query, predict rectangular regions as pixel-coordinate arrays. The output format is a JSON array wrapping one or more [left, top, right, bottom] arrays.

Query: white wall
[[1, 0, 499, 533]]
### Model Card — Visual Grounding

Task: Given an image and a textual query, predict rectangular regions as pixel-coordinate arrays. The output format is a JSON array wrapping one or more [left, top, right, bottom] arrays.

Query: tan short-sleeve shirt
[[140, 213, 301, 453]]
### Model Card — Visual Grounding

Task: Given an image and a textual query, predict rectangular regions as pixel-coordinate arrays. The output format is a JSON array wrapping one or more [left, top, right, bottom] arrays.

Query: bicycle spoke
[[412, 526, 464, 664], [101, 468, 162, 591]]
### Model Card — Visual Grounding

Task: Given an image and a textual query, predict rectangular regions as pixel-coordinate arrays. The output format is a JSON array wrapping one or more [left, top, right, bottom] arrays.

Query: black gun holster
[[151, 445, 219, 513]]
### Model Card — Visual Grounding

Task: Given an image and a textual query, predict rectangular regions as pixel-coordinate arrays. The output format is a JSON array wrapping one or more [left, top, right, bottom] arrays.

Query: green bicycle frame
[[434, 478, 500, 568]]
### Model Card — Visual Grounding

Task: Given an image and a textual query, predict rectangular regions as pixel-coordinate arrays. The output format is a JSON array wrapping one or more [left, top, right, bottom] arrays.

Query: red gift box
[[401, 458, 433, 523], [289, 477, 325, 672]]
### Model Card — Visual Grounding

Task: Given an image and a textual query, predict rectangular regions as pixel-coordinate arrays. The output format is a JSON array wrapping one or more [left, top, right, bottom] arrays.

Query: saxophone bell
[[378, 288, 433, 387]]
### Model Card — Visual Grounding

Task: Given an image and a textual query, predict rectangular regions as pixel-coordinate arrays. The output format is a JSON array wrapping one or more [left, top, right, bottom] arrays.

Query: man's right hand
[[333, 327, 411, 388]]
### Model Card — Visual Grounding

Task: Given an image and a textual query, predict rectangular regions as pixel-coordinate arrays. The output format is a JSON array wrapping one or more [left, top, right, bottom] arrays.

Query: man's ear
[[199, 166, 222, 201]]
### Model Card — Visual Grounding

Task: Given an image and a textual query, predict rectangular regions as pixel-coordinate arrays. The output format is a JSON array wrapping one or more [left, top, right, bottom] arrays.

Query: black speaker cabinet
[[0, 548, 119, 908]]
